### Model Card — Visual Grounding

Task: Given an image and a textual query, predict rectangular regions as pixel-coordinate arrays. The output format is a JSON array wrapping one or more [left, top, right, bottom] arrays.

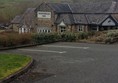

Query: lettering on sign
[[37, 11, 51, 19]]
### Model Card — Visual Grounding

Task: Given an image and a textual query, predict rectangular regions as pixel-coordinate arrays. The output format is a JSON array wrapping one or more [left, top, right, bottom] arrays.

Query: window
[[48, 30, 50, 33], [37, 29, 51, 33], [78, 26, 83, 32], [43, 30, 45, 32], [60, 27, 66, 32]]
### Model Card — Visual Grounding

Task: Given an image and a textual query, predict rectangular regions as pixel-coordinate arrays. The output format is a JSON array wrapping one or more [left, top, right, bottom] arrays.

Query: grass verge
[[0, 53, 31, 80]]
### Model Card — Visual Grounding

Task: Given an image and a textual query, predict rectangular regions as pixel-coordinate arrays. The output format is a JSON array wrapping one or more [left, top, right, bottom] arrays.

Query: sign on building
[[37, 11, 51, 19]]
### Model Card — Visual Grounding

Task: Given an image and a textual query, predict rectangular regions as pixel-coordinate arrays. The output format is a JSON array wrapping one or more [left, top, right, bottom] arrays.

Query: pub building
[[11, 1, 118, 33]]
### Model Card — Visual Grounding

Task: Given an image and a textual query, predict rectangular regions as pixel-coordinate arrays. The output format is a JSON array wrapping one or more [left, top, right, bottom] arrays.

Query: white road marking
[[42, 45, 89, 49], [18, 49, 66, 54]]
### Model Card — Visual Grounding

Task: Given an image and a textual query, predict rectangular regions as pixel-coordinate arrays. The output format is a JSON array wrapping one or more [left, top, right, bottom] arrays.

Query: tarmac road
[[1, 42, 118, 83]]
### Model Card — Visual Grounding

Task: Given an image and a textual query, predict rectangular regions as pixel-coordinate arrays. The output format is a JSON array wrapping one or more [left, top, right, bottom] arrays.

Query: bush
[[105, 31, 118, 44], [87, 31, 95, 37], [0, 32, 32, 47], [77, 32, 89, 39], [105, 37, 118, 44], [60, 33, 76, 42], [106, 32, 118, 38], [32, 33, 61, 44], [94, 36, 105, 42]]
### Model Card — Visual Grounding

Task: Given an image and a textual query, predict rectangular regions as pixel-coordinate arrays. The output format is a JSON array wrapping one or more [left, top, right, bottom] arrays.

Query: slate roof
[[51, 1, 118, 25], [111, 14, 118, 25], [22, 8, 35, 26], [85, 14, 109, 25], [11, 8, 35, 27], [45, 1, 118, 14], [73, 14, 88, 24], [55, 14, 118, 25], [55, 14, 75, 25], [69, 2, 113, 13], [11, 15, 22, 24], [48, 3, 71, 13]]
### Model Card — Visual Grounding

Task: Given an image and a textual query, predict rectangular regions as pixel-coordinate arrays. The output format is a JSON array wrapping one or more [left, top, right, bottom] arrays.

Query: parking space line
[[42, 45, 89, 49], [18, 49, 67, 54]]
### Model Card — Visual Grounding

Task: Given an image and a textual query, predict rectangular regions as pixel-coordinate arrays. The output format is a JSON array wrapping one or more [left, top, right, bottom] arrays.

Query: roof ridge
[[67, 4, 73, 13], [98, 15, 109, 24], [85, 15, 90, 24]]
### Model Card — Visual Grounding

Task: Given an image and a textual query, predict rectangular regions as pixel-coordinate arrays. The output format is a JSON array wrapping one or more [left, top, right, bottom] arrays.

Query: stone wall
[[35, 3, 56, 32], [12, 24, 19, 32]]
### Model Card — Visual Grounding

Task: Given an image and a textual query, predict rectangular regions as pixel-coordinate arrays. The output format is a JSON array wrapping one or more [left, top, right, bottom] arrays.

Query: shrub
[[105, 37, 118, 44], [94, 36, 105, 42], [77, 32, 89, 39], [60, 33, 76, 42], [32, 33, 61, 44], [106, 32, 118, 38], [87, 31, 95, 37], [0, 32, 32, 47], [105, 31, 118, 44]]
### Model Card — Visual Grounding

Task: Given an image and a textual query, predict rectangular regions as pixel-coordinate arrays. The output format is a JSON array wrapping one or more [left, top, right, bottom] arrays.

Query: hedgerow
[[0, 31, 117, 47]]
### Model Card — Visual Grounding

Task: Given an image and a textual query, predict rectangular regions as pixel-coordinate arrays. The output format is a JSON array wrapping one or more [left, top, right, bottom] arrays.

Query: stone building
[[11, 1, 118, 33], [11, 8, 35, 33]]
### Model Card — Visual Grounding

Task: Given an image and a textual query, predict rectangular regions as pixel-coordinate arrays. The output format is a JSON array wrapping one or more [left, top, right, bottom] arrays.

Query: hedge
[[0, 31, 117, 47], [0, 33, 32, 47], [0, 32, 94, 47]]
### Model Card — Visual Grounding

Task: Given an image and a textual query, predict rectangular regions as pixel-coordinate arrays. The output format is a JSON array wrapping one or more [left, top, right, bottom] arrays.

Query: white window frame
[[37, 29, 51, 33], [78, 26, 83, 32]]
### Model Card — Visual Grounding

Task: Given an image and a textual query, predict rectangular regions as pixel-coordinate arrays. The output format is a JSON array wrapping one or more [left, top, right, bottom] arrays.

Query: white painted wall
[[19, 28, 22, 34], [102, 18, 115, 26], [59, 21, 66, 27]]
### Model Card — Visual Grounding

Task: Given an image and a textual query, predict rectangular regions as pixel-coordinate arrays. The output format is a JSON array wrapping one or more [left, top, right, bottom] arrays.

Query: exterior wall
[[84, 25, 89, 32], [12, 23, 33, 33], [72, 25, 76, 32], [12, 24, 19, 32], [74, 25, 89, 32], [56, 24, 75, 33], [35, 3, 56, 32]]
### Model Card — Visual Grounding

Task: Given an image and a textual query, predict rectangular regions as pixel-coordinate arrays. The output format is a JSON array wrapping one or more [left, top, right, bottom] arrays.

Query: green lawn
[[0, 53, 31, 80]]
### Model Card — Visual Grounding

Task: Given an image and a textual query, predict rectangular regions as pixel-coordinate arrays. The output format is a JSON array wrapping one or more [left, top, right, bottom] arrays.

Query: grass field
[[0, 54, 31, 80]]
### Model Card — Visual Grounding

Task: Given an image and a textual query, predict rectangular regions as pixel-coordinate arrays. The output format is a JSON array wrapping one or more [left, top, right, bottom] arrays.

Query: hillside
[[0, 0, 66, 23], [73, 0, 116, 2]]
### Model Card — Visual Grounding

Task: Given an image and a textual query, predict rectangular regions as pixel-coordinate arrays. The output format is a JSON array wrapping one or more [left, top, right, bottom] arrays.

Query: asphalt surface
[[1, 42, 118, 83]]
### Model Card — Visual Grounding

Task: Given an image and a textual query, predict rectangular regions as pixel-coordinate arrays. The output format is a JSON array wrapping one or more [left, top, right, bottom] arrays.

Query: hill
[[0, 0, 66, 23], [73, 0, 116, 3]]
